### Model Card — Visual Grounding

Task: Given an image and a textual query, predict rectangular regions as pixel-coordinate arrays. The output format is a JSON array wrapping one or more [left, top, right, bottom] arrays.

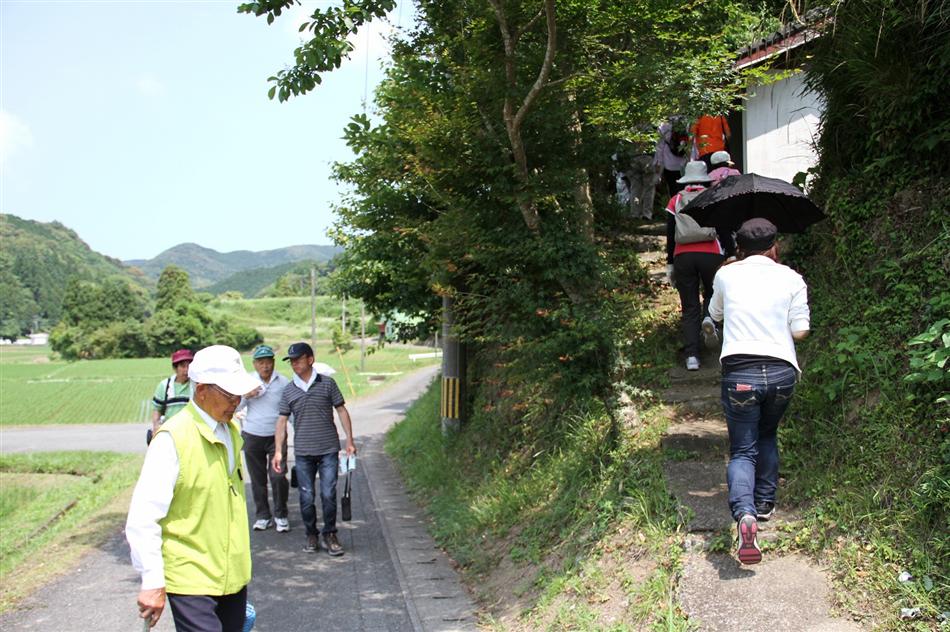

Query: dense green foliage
[[0, 214, 147, 339], [50, 266, 263, 360], [245, 0, 774, 401], [125, 242, 341, 288], [770, 0, 950, 623]]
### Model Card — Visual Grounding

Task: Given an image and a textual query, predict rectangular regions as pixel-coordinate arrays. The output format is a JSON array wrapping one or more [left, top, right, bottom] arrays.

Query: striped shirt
[[279, 373, 345, 456]]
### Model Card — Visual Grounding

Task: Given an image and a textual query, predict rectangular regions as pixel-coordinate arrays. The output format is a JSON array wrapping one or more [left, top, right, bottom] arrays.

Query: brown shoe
[[304, 534, 318, 553], [321, 532, 344, 557]]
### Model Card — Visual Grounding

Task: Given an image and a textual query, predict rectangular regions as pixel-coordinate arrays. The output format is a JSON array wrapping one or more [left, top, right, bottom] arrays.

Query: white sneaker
[[701, 317, 719, 347], [275, 517, 290, 533], [686, 356, 700, 371], [252, 518, 273, 531]]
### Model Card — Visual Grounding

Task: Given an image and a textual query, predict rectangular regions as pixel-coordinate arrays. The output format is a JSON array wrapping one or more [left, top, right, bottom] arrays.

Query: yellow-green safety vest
[[155, 403, 251, 595]]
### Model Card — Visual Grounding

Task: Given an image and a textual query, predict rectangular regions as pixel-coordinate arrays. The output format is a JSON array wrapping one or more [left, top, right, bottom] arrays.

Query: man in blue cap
[[238, 344, 291, 533]]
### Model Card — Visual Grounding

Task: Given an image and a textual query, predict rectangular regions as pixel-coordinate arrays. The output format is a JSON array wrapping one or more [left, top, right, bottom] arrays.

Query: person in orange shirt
[[691, 115, 731, 167]]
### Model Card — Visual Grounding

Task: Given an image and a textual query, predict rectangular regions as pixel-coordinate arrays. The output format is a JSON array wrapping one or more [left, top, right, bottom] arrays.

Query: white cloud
[[0, 110, 34, 165], [136, 75, 166, 97]]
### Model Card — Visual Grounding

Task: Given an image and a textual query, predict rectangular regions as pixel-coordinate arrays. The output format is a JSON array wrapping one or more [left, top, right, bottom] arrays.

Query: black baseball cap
[[282, 342, 314, 361], [736, 218, 778, 252]]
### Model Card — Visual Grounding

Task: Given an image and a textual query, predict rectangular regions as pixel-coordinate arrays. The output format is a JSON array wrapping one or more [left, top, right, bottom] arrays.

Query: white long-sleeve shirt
[[708, 255, 810, 372], [125, 403, 236, 590]]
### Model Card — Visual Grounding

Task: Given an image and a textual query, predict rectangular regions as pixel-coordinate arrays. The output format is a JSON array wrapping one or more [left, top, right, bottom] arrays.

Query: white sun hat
[[313, 362, 337, 376], [676, 160, 713, 184], [188, 345, 262, 396], [710, 150, 734, 166]]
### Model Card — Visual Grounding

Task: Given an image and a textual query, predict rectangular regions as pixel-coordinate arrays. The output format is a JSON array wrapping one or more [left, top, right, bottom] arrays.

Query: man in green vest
[[126, 345, 262, 630]]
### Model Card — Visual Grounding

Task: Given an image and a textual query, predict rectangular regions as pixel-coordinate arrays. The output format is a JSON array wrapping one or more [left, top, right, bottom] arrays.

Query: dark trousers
[[242, 432, 288, 520], [167, 586, 246, 632], [663, 169, 685, 196], [295, 451, 340, 537], [674, 251, 724, 357]]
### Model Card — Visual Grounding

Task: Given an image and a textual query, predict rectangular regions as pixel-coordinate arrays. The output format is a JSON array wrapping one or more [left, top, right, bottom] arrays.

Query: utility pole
[[341, 295, 347, 333], [310, 266, 316, 350], [360, 301, 366, 372], [440, 295, 464, 435]]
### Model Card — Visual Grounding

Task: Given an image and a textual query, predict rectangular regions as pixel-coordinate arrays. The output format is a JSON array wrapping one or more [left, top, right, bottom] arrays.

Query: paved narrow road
[[0, 366, 479, 631]]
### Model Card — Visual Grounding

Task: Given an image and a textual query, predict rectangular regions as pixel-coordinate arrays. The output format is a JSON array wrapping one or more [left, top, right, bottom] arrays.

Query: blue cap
[[282, 342, 314, 361]]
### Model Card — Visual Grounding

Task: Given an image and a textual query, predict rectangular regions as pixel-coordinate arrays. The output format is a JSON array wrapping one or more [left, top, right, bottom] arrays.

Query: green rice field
[[0, 299, 439, 426]]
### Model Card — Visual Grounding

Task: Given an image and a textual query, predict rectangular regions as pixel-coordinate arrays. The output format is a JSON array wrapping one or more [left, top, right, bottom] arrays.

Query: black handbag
[[341, 471, 352, 521], [290, 465, 298, 488]]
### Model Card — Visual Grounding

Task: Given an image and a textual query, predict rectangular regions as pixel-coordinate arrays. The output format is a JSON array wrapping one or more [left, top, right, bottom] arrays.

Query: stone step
[[637, 250, 666, 265], [664, 460, 801, 534], [669, 364, 721, 382], [615, 233, 665, 253], [662, 417, 728, 456], [661, 384, 721, 413], [664, 460, 731, 532], [677, 552, 863, 631], [629, 220, 666, 236]]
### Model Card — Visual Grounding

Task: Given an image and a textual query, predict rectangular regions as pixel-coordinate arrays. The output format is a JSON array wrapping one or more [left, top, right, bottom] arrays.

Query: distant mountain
[[125, 243, 341, 288], [0, 214, 147, 336], [205, 260, 332, 297]]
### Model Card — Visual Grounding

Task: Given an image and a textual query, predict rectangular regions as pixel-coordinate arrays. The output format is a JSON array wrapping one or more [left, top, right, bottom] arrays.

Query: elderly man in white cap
[[126, 345, 261, 631]]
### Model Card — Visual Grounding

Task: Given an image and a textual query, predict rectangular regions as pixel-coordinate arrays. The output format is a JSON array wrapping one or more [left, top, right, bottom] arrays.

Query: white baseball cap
[[188, 345, 262, 396]]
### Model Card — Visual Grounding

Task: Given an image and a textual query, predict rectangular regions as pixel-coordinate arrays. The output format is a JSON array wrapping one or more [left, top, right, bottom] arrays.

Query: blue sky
[[1, 0, 407, 260]]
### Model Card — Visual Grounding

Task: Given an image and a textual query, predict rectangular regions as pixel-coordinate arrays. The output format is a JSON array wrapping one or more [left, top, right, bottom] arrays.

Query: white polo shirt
[[708, 255, 810, 372]]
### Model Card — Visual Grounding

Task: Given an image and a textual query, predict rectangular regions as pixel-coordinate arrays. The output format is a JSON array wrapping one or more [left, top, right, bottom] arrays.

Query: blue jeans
[[295, 452, 339, 537], [721, 363, 797, 520]]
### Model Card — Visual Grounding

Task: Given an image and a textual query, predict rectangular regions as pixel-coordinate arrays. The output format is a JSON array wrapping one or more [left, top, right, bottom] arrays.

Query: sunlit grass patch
[[0, 451, 142, 611]]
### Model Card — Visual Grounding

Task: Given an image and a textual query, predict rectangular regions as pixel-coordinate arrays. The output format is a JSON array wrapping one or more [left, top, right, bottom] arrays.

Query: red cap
[[171, 349, 194, 365]]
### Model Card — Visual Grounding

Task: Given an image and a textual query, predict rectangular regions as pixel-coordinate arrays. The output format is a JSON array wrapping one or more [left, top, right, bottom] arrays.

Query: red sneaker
[[736, 514, 762, 565]]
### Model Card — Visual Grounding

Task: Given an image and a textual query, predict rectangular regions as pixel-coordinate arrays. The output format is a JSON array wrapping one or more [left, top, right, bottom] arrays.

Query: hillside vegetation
[[0, 214, 146, 339], [205, 259, 334, 297], [125, 242, 340, 287]]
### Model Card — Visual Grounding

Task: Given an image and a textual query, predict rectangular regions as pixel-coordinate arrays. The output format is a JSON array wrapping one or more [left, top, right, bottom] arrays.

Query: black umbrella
[[680, 173, 824, 233]]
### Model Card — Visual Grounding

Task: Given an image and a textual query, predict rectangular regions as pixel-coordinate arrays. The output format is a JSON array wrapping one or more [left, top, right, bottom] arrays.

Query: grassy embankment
[[387, 291, 690, 631], [1, 296, 439, 426], [0, 451, 142, 611]]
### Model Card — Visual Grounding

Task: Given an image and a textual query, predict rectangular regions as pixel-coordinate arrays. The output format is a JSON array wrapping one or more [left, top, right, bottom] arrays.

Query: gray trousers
[[242, 432, 289, 520]]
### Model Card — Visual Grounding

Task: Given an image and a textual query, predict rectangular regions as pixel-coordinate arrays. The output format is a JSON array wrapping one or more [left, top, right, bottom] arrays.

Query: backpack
[[667, 129, 689, 157], [673, 190, 718, 244]]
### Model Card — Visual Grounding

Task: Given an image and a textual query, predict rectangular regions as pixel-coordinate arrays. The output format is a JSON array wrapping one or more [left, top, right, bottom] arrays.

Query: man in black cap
[[707, 218, 810, 565], [272, 342, 356, 556]]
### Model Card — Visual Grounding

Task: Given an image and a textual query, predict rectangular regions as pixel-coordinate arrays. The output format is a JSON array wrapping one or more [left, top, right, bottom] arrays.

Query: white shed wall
[[743, 71, 824, 183]]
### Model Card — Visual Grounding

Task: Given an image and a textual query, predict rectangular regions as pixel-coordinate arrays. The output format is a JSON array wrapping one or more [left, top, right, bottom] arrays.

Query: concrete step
[[664, 460, 801, 534], [662, 417, 728, 457], [664, 460, 731, 532], [669, 364, 721, 383], [678, 551, 864, 631], [637, 250, 666, 265], [629, 220, 666, 236], [661, 385, 721, 413], [615, 233, 665, 253]]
